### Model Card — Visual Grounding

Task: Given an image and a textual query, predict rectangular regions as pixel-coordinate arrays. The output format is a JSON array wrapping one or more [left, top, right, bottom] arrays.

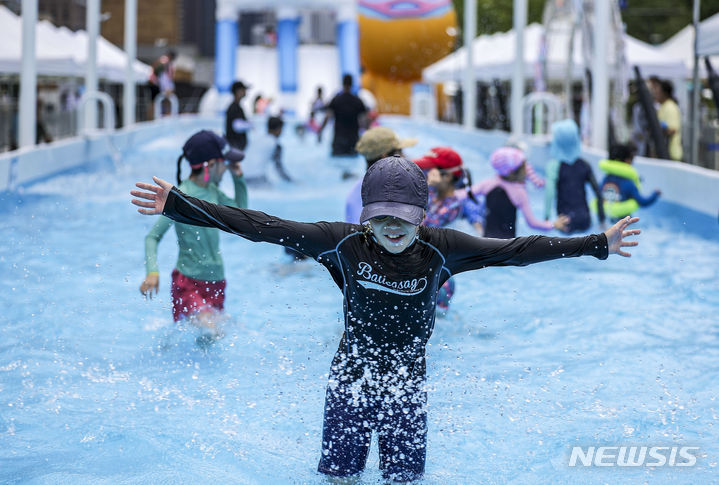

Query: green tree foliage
[[451, 0, 545, 43], [451, 0, 719, 46], [621, 0, 719, 44]]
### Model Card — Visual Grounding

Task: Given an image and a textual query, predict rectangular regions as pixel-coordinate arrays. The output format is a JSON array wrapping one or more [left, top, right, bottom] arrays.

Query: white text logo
[[356, 262, 427, 296], [568, 446, 700, 467]]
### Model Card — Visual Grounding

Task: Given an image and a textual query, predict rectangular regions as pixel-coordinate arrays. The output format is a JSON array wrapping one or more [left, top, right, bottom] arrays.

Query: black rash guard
[[163, 187, 609, 376]]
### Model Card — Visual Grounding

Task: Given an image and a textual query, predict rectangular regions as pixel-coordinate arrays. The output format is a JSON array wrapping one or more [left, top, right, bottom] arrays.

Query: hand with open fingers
[[553, 214, 570, 232], [131, 176, 173, 215], [140, 273, 159, 299], [229, 161, 243, 177], [604, 216, 641, 257]]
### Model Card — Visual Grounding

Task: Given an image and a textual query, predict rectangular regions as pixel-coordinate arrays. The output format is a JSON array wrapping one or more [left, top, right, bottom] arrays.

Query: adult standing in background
[[319, 74, 367, 158], [650, 78, 683, 161], [147, 50, 176, 119], [148, 50, 177, 99], [226, 81, 251, 151]]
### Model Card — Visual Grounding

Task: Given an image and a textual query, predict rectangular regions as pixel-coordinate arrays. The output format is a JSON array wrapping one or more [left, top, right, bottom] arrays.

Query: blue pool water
[[1, 119, 718, 484]]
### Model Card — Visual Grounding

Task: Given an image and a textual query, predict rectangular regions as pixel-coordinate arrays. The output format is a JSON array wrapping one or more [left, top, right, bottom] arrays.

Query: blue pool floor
[[0, 120, 718, 484]]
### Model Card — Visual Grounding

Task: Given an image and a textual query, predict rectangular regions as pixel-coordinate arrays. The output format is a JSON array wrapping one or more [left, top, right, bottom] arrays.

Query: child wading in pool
[[544, 119, 606, 233], [473, 147, 569, 238], [131, 156, 640, 482], [139, 130, 247, 335], [416, 147, 484, 313]]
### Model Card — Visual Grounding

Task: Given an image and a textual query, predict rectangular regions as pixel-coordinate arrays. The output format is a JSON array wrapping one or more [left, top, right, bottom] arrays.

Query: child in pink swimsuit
[[473, 147, 568, 238]]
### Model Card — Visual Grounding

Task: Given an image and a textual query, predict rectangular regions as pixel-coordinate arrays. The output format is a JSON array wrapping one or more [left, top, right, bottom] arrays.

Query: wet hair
[[361, 222, 373, 244], [609, 143, 637, 163], [342, 74, 353, 88], [176, 154, 202, 185], [659, 80, 677, 102], [435, 166, 479, 204], [456, 168, 480, 204], [268, 116, 284, 133]]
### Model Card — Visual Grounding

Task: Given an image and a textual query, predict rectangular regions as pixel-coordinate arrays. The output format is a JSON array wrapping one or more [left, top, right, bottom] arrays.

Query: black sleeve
[[586, 162, 606, 223], [163, 187, 349, 259], [432, 227, 608, 275]]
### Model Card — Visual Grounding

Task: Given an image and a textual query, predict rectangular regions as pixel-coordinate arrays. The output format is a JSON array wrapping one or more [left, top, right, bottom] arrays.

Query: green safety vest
[[590, 159, 640, 219]]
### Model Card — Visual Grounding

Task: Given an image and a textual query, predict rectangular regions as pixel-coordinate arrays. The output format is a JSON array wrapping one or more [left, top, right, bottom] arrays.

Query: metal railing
[[153, 92, 179, 119], [78, 91, 116, 135], [522, 91, 564, 135]]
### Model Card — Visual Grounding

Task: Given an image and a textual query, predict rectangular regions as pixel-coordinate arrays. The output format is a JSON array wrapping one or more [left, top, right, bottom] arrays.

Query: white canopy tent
[[0, 6, 78, 76], [54, 23, 151, 82], [698, 11, 719, 56], [423, 23, 688, 84], [658, 22, 719, 76], [0, 5, 150, 82]]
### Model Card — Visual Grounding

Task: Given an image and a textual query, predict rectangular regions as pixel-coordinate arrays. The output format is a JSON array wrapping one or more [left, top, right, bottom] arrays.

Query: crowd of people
[[130, 74, 655, 482]]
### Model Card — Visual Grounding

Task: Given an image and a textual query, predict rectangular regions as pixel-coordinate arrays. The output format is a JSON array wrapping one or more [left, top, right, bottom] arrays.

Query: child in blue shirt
[[597, 143, 661, 221]]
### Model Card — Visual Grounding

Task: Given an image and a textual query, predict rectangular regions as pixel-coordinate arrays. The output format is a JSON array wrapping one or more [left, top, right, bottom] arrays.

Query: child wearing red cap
[[139, 130, 247, 337], [415, 147, 483, 227], [473, 147, 569, 238], [415, 147, 484, 312]]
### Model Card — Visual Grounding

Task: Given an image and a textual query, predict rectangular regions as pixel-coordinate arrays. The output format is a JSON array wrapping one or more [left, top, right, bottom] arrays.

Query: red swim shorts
[[170, 269, 226, 322]]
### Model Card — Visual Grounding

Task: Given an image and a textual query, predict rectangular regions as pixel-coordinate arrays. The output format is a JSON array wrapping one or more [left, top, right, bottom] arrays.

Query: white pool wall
[[2, 114, 718, 222], [0, 116, 221, 192], [382, 116, 719, 221]]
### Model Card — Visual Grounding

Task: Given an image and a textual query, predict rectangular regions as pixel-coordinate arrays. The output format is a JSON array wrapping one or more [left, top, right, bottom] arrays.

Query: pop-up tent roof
[[698, 11, 719, 56], [423, 23, 688, 84], [0, 6, 79, 76], [0, 6, 150, 82], [657, 16, 719, 76]]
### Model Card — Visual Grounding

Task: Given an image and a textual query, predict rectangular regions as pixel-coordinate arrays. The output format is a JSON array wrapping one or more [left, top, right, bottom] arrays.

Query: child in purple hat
[[473, 147, 569, 238], [131, 155, 640, 482]]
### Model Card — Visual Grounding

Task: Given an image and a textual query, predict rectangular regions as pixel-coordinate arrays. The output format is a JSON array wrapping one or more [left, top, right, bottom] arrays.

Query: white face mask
[[369, 216, 420, 254]]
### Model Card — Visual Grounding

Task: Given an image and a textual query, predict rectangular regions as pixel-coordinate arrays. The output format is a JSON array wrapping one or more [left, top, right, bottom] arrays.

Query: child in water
[[544, 119, 606, 233], [473, 147, 569, 238], [596, 143, 661, 221], [416, 147, 483, 312], [139, 130, 247, 336], [131, 155, 640, 482], [243, 115, 293, 186]]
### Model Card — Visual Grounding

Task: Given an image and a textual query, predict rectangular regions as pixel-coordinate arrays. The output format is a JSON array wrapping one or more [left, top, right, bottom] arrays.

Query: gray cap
[[360, 155, 428, 225]]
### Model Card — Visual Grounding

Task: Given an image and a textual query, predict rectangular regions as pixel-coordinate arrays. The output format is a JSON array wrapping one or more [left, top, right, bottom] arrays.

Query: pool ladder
[[522, 92, 564, 136], [77, 91, 122, 170]]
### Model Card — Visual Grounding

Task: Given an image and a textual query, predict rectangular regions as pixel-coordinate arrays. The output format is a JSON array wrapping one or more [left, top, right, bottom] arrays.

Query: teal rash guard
[[144, 175, 248, 282]]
